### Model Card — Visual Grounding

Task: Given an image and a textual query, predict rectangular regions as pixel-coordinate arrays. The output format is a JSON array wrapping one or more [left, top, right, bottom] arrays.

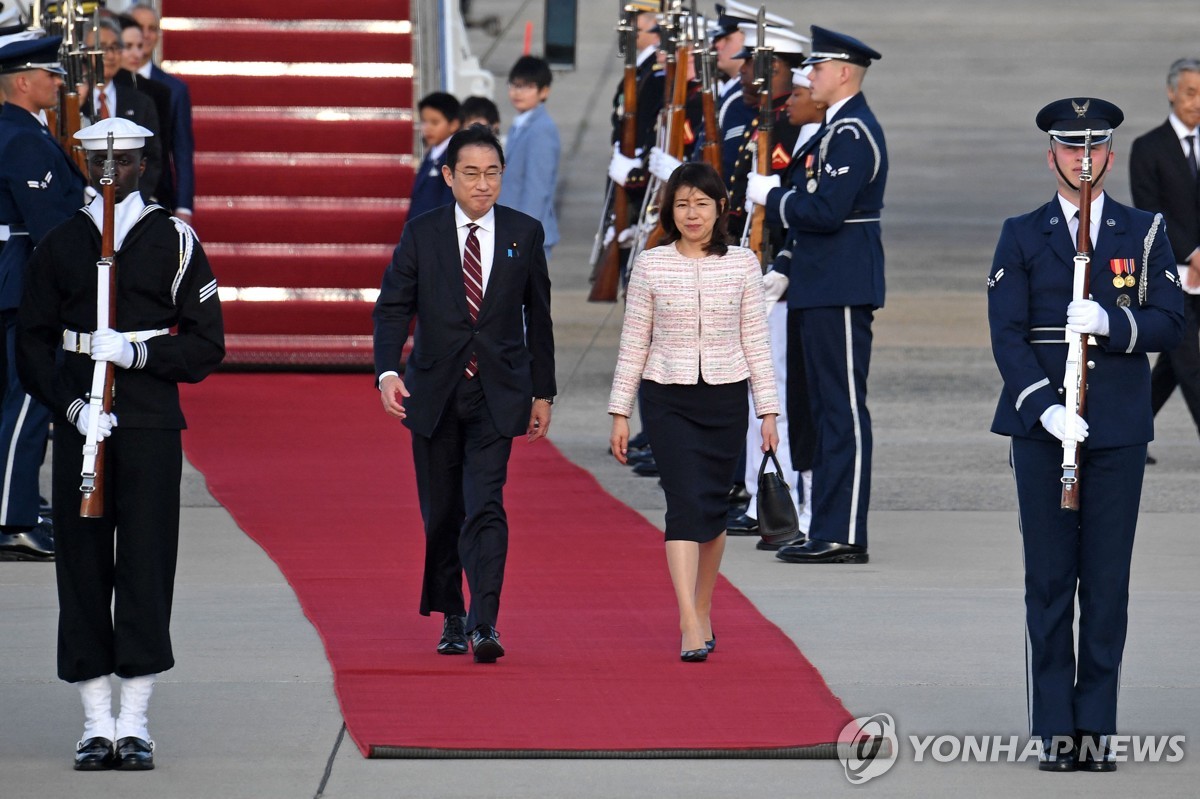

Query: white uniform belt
[[63, 328, 169, 354]]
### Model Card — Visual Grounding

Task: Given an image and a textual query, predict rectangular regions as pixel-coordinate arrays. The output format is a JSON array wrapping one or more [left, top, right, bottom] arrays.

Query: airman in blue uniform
[[987, 98, 1184, 771], [0, 31, 88, 561], [746, 26, 886, 564]]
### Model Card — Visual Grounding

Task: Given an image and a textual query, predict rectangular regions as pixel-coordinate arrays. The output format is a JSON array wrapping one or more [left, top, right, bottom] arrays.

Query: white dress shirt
[[455, 203, 495, 293], [1058, 191, 1105, 249]]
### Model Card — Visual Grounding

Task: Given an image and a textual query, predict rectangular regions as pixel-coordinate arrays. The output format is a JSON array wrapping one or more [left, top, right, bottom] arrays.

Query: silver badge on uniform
[[1116, 293, 1131, 307], [806, 178, 817, 193]]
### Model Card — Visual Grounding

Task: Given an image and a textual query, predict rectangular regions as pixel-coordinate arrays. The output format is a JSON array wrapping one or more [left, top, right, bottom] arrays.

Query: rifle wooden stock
[[63, 90, 86, 172], [644, 44, 692, 251], [1060, 165, 1093, 511], [79, 169, 116, 518], [748, 104, 772, 266], [701, 87, 721, 175], [588, 50, 639, 303]]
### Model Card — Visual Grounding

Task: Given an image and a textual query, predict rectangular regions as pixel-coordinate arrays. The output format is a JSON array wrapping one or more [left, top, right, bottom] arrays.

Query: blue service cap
[[1035, 97, 1123, 145], [802, 25, 881, 67], [0, 33, 65, 76]]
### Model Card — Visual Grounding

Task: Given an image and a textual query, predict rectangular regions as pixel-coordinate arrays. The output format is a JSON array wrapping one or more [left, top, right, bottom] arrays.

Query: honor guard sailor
[[0, 29, 87, 561], [745, 26, 886, 563], [987, 98, 1183, 771], [16, 116, 225, 770]]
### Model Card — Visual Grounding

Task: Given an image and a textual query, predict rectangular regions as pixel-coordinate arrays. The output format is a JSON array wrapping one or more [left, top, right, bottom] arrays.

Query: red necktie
[[98, 89, 110, 120], [463, 223, 483, 378]]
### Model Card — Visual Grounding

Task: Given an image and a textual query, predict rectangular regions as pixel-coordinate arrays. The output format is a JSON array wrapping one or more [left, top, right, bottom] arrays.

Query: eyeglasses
[[455, 169, 503, 183], [507, 82, 539, 92]]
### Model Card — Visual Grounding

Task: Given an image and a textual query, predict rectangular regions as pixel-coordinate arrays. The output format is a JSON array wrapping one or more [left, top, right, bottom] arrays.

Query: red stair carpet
[[162, 2, 414, 366], [180, 375, 852, 757]]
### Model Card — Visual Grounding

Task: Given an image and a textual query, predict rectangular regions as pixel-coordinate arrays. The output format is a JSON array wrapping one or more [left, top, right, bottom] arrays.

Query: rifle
[[694, 10, 722, 176], [1058, 130, 1095, 511], [630, 1, 686, 260], [745, 6, 773, 268], [588, 6, 638, 303], [79, 132, 116, 518]]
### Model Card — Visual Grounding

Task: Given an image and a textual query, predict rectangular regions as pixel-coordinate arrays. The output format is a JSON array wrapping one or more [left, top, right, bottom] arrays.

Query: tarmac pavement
[[2, 2, 1198, 797]]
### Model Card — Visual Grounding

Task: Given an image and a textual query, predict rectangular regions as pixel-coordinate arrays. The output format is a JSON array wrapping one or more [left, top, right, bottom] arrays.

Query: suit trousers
[[1010, 437, 1145, 737], [0, 310, 51, 527], [411, 375, 513, 632], [52, 424, 182, 683], [1150, 292, 1200, 434], [799, 305, 873, 548]]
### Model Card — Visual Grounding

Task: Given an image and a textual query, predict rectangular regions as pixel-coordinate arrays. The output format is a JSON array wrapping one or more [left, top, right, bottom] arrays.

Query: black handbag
[[756, 448, 800, 544]]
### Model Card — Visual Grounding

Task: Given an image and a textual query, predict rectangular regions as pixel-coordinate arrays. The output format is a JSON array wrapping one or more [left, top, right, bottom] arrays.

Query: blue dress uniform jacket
[[987, 192, 1184, 739], [988, 195, 1185, 445], [764, 92, 887, 310], [0, 102, 88, 310]]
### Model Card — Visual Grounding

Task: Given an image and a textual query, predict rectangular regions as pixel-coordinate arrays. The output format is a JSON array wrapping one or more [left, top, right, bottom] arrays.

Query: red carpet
[[181, 375, 852, 757]]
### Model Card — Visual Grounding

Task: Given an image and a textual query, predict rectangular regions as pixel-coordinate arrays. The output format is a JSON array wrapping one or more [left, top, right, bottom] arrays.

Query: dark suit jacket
[[407, 149, 453, 222], [150, 63, 196, 212], [373, 203, 556, 438], [987, 194, 1184, 447], [116, 70, 175, 207], [1129, 119, 1200, 264], [85, 72, 163, 202]]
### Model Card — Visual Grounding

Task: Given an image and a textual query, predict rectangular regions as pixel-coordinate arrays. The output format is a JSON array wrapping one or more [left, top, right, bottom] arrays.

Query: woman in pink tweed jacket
[[608, 163, 780, 662]]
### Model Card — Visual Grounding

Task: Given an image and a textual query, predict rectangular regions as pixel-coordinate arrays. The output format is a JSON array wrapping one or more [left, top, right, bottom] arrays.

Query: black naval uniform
[[727, 94, 800, 242], [16, 201, 224, 682]]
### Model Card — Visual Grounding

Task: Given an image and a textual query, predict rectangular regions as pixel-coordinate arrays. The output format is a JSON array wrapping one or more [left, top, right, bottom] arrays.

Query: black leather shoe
[[726, 511, 758, 535], [632, 459, 659, 477], [625, 448, 656, 465], [437, 614, 468, 655], [776, 540, 868, 564], [1077, 732, 1117, 772], [757, 533, 807, 551], [0, 523, 55, 562], [470, 626, 504, 663], [74, 737, 116, 770], [115, 737, 155, 770], [728, 483, 751, 506], [680, 648, 708, 662], [1037, 736, 1078, 772], [1146, 453, 1157, 465]]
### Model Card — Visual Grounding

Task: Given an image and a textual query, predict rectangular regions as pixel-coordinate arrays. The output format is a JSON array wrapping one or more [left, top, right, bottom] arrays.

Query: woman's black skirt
[[640, 378, 749, 542]]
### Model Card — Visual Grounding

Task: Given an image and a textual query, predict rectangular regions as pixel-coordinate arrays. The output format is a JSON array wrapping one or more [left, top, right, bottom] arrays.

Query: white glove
[[608, 151, 643, 187], [90, 328, 134, 369], [1039, 404, 1088, 443], [1066, 299, 1110, 337], [746, 173, 781, 207], [618, 225, 637, 246], [763, 270, 789, 308], [602, 225, 616, 248], [75, 405, 117, 440], [648, 146, 682, 182]]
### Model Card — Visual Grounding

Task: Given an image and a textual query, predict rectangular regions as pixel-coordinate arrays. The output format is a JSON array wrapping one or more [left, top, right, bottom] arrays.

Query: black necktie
[[1072, 211, 1094, 251], [1186, 134, 1199, 180]]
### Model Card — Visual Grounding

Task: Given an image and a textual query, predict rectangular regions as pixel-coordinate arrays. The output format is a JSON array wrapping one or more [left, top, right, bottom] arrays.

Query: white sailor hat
[[733, 24, 810, 60], [791, 66, 813, 88], [74, 117, 155, 151], [711, 1, 795, 40], [0, 31, 66, 76]]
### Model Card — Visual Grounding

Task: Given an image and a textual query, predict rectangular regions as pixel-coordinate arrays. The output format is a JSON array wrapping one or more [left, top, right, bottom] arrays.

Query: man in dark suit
[[373, 125, 556, 663], [988, 98, 1183, 771], [83, 20, 162, 201], [746, 26, 887, 564], [129, 2, 196, 220], [1129, 58, 1200, 453]]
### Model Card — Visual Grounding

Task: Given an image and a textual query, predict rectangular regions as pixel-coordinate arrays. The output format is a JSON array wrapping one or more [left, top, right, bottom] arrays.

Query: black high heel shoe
[[705, 634, 716, 653], [680, 648, 708, 662]]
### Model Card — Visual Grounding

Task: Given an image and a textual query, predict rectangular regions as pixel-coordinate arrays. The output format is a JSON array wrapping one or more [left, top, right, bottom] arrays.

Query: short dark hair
[[444, 125, 506, 170], [658, 162, 731, 257], [459, 95, 501, 126], [417, 91, 461, 122], [508, 55, 552, 89]]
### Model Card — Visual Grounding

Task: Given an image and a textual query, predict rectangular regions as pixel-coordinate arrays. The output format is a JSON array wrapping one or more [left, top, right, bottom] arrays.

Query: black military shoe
[[726, 512, 758, 535], [632, 459, 659, 477], [74, 737, 116, 770], [776, 539, 868, 564], [115, 737, 155, 770], [0, 520, 54, 562], [437, 614, 468, 655], [1077, 732, 1117, 772], [1038, 735, 1079, 772]]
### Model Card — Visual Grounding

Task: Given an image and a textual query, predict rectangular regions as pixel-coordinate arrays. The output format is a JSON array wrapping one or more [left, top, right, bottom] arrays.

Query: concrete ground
[[2, 2, 1198, 797]]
